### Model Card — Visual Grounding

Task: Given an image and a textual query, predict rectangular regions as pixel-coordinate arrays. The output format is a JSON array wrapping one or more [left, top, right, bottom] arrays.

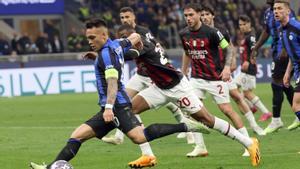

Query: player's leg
[[229, 87, 265, 135], [102, 74, 150, 144], [283, 84, 300, 130], [189, 106, 260, 166], [127, 85, 210, 168], [211, 81, 251, 156], [30, 111, 116, 169], [242, 74, 272, 121], [264, 82, 285, 133], [186, 132, 208, 157], [289, 83, 300, 130]]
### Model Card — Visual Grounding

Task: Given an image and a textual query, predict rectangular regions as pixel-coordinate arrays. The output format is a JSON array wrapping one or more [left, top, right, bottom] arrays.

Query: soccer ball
[[50, 160, 74, 169]]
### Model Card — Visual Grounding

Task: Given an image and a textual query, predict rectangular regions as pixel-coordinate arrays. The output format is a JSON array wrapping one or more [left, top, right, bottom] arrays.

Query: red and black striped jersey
[[239, 31, 257, 75], [179, 24, 228, 80], [127, 39, 183, 89], [134, 25, 158, 76]]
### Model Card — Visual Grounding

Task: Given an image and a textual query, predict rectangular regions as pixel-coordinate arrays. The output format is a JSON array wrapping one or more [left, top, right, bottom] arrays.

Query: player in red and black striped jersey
[[117, 22, 261, 167], [236, 15, 272, 122], [178, 3, 258, 158]]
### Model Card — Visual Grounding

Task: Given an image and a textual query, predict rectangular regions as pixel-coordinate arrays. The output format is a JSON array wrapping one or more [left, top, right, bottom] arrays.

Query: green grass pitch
[[0, 83, 299, 169]]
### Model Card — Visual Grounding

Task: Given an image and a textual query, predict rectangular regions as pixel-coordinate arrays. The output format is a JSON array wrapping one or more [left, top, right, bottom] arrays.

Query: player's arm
[[181, 51, 191, 76], [217, 31, 232, 81], [230, 43, 237, 72], [283, 57, 293, 87], [103, 67, 119, 123], [251, 29, 269, 60]]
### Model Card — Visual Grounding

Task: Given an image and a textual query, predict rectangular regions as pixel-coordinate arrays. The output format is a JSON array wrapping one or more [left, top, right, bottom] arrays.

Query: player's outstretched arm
[[127, 33, 143, 50]]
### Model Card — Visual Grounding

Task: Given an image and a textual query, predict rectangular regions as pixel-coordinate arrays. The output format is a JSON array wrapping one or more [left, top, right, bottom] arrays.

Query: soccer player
[[200, 3, 265, 135], [180, 3, 255, 157], [101, 7, 186, 167], [236, 15, 272, 122], [251, 0, 297, 133], [118, 17, 260, 167], [29, 18, 208, 169], [182, 4, 266, 158], [275, 0, 300, 130]]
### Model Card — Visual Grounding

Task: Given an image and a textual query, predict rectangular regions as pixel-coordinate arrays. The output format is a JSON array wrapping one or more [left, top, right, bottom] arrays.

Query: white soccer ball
[[50, 160, 74, 169]]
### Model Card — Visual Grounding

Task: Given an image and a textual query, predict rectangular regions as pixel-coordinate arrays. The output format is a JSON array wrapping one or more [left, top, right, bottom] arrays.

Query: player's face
[[200, 10, 214, 26], [117, 29, 131, 39], [273, 3, 290, 22], [238, 20, 251, 33], [184, 8, 201, 29], [120, 11, 136, 26], [86, 27, 108, 51]]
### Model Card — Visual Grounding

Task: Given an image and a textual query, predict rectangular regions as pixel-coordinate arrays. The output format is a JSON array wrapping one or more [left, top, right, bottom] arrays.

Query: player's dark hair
[[201, 3, 215, 16], [85, 18, 107, 29], [183, 3, 201, 12], [120, 7, 135, 14], [238, 15, 251, 23], [117, 24, 136, 34]]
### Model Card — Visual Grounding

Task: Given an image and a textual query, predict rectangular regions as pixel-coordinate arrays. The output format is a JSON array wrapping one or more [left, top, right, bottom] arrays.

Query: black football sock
[[272, 83, 284, 118], [47, 138, 82, 168], [143, 123, 187, 142], [283, 85, 294, 106]]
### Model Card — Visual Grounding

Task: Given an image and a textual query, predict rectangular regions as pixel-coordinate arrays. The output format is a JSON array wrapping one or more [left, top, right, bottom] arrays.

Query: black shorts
[[271, 57, 289, 79], [85, 104, 141, 139]]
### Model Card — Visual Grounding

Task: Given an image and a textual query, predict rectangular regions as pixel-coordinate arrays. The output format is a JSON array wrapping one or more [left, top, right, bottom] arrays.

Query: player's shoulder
[[135, 25, 150, 35], [179, 26, 190, 37], [289, 19, 300, 29]]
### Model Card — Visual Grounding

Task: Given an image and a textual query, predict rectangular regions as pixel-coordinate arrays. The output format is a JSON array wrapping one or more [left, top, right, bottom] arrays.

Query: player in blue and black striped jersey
[[252, 0, 297, 133], [274, 0, 300, 130], [29, 18, 209, 169]]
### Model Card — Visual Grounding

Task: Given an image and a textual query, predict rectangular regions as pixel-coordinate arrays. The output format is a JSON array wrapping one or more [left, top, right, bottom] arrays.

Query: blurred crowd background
[[0, 0, 299, 59]]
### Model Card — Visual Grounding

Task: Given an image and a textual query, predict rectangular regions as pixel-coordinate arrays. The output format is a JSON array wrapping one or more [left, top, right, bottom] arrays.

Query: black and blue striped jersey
[[280, 19, 300, 79], [94, 38, 132, 107], [264, 7, 296, 60]]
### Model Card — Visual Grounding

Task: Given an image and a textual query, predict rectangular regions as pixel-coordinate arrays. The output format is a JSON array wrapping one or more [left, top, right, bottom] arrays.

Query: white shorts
[[227, 77, 238, 90], [190, 78, 230, 104], [126, 74, 153, 92], [234, 72, 256, 91], [138, 77, 203, 114]]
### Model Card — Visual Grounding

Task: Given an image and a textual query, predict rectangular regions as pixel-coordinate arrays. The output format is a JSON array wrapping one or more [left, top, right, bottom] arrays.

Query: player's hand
[[103, 109, 114, 123], [220, 66, 231, 82], [133, 40, 143, 50], [241, 61, 249, 72], [283, 73, 291, 87], [82, 51, 97, 60]]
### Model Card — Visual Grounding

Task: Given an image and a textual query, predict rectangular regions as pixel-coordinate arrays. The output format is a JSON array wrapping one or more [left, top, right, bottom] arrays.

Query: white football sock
[[213, 117, 253, 148], [193, 132, 207, 149], [139, 142, 154, 156], [245, 111, 258, 127], [166, 102, 184, 123], [251, 96, 269, 114], [238, 127, 250, 137]]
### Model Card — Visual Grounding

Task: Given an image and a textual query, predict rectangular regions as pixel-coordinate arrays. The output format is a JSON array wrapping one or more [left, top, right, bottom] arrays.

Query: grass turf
[[0, 83, 299, 169]]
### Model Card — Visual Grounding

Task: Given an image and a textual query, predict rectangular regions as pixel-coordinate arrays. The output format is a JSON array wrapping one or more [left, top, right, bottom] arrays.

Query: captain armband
[[219, 39, 229, 49], [105, 68, 119, 79]]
